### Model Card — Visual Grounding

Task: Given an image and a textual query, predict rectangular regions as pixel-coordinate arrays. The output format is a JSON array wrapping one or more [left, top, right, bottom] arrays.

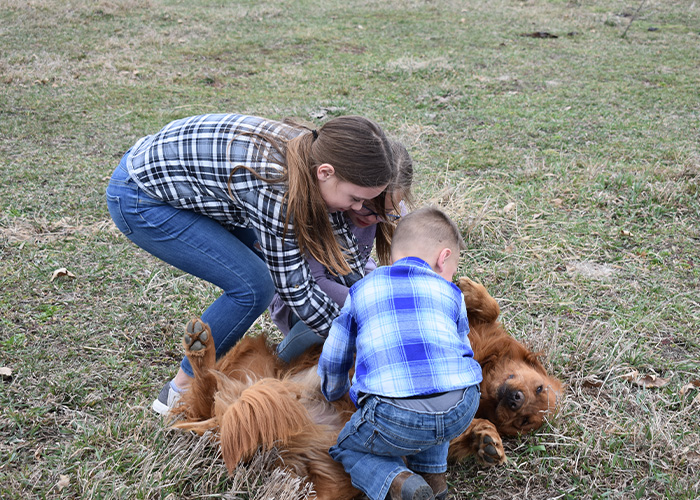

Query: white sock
[[169, 380, 185, 393]]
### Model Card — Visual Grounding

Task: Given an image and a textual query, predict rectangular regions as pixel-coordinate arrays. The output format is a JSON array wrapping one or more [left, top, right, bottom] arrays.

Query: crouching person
[[318, 206, 483, 500]]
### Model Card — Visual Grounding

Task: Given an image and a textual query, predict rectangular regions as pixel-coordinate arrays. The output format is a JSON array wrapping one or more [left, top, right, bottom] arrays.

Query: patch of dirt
[[566, 261, 617, 280], [0, 218, 119, 243]]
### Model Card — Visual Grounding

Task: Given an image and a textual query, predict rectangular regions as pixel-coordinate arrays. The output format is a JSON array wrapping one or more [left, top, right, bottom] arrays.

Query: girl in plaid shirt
[[105, 113, 397, 415]]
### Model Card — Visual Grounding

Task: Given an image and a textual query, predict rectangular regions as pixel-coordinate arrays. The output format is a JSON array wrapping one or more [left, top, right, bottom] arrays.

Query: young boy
[[318, 207, 483, 500]]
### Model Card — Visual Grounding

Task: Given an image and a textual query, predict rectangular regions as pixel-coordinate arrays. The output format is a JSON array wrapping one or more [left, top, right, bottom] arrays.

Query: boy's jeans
[[329, 384, 480, 500], [105, 151, 275, 377]]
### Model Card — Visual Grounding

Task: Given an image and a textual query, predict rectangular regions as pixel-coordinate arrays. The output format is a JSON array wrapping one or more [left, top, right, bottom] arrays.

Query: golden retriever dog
[[170, 278, 563, 500]]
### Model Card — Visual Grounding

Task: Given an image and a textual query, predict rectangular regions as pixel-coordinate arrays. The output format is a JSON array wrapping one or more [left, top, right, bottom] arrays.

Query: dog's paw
[[457, 276, 478, 293], [184, 318, 213, 359], [457, 277, 500, 324], [457, 277, 487, 306], [476, 430, 506, 466]]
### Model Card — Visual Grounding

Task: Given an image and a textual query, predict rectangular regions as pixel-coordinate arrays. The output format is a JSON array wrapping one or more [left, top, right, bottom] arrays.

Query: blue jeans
[[105, 151, 275, 377], [329, 385, 480, 500], [276, 313, 325, 362]]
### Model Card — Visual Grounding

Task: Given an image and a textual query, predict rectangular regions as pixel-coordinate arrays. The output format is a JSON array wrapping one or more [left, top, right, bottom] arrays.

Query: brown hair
[[374, 140, 414, 265], [391, 206, 466, 257], [229, 115, 396, 275]]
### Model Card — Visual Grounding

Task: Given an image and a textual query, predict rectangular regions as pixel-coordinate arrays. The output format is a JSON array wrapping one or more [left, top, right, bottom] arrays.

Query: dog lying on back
[[171, 277, 563, 500]]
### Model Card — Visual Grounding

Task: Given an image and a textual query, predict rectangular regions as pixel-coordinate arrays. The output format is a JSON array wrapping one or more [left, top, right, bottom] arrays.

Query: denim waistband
[[402, 391, 449, 400], [119, 148, 132, 171], [110, 149, 133, 182]]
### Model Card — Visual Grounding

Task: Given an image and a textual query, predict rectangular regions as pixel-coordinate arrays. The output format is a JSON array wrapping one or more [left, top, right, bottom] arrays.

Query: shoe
[[419, 473, 448, 500], [152, 380, 183, 415], [388, 471, 434, 500]]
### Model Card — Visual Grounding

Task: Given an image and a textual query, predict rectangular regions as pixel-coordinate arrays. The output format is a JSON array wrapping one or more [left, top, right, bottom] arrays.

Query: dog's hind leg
[[180, 318, 218, 420], [184, 318, 216, 373]]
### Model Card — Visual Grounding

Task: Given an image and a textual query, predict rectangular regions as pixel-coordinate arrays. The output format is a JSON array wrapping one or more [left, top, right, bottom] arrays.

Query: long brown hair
[[229, 115, 396, 275], [374, 140, 414, 265]]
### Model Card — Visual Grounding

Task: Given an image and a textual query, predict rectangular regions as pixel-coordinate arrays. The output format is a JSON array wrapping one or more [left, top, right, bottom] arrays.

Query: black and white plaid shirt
[[126, 113, 364, 336]]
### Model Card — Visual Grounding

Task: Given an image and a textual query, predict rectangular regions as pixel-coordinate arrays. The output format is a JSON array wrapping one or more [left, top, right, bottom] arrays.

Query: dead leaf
[[621, 370, 670, 388], [680, 380, 700, 396], [0, 367, 12, 377], [50, 268, 76, 282], [57, 475, 70, 490], [552, 198, 564, 207], [582, 375, 604, 388], [635, 375, 670, 388], [503, 202, 516, 213]]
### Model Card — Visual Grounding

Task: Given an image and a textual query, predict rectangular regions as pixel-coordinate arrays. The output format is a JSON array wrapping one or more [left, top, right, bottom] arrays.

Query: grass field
[[1, 0, 699, 498]]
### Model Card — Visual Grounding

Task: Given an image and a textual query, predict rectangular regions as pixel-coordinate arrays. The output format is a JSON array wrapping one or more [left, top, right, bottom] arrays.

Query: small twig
[[621, 0, 647, 38], [82, 345, 118, 353]]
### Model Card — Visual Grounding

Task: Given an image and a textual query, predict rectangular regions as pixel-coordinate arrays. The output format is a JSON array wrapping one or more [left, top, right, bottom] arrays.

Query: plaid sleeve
[[240, 188, 367, 336], [318, 296, 356, 401], [228, 178, 341, 335], [456, 297, 473, 353]]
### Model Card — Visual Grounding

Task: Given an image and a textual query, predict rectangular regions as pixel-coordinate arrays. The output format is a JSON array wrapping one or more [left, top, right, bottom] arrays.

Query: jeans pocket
[[365, 429, 421, 456], [106, 192, 133, 236]]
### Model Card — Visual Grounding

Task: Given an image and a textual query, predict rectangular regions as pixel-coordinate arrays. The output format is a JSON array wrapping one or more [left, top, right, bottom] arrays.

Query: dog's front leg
[[448, 418, 506, 466]]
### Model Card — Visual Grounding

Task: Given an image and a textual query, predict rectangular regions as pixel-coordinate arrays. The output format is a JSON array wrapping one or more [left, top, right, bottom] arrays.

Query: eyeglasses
[[355, 204, 401, 222]]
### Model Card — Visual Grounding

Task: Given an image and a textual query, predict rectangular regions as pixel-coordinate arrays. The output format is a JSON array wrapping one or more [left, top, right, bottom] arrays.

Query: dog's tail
[[218, 377, 317, 473], [173, 415, 219, 434]]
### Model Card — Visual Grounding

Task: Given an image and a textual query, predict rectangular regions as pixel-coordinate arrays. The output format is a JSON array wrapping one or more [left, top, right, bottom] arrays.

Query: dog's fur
[[171, 277, 563, 500]]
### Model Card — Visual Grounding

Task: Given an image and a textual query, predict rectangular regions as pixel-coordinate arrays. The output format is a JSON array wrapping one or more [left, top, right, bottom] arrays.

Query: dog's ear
[[525, 351, 547, 372], [478, 353, 499, 374]]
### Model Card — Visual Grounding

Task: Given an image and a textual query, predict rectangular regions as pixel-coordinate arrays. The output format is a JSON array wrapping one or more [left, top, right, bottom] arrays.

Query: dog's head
[[481, 356, 563, 436]]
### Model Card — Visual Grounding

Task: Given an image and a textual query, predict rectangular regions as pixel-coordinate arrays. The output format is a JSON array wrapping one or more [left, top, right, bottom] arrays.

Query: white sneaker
[[152, 381, 182, 415]]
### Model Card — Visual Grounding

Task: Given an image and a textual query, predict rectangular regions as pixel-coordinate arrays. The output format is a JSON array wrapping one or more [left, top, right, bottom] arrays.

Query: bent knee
[[224, 273, 275, 310]]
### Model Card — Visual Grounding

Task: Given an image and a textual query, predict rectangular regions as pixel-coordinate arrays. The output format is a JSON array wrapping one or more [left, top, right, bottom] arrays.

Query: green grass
[[2, 0, 699, 498]]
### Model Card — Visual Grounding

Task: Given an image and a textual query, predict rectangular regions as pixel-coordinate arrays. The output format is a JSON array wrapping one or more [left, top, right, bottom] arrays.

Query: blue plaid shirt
[[125, 113, 365, 336], [318, 257, 483, 405]]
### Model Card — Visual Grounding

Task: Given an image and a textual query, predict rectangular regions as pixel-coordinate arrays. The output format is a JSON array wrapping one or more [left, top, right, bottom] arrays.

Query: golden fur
[[171, 277, 563, 500]]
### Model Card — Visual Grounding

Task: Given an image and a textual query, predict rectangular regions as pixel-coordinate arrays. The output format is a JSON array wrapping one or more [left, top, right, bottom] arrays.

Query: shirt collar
[[393, 256, 433, 270], [392, 256, 461, 293]]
